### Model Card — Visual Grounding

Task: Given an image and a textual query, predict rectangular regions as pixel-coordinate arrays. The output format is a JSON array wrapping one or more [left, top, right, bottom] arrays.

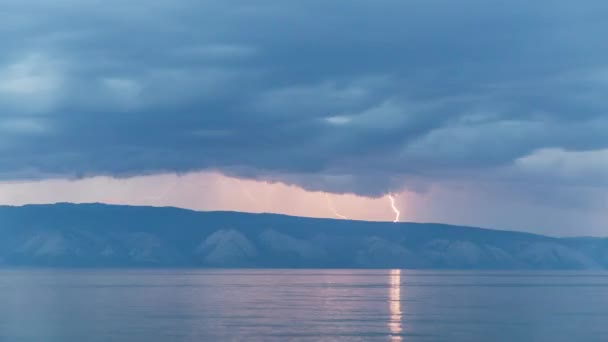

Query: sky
[[1, 0, 608, 236]]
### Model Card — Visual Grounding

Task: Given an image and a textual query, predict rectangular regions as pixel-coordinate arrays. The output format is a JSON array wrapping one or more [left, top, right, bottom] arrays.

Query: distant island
[[1, 203, 606, 269]]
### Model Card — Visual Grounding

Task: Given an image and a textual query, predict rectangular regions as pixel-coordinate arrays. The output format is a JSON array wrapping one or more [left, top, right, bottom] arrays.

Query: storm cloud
[[2, 0, 608, 199]]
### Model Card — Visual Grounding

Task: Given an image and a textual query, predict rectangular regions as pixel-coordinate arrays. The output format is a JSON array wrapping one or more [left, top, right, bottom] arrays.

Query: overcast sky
[[1, 0, 607, 236]]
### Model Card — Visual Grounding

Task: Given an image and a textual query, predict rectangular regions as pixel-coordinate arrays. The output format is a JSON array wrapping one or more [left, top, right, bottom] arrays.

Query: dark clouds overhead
[[2, 0, 608, 196]]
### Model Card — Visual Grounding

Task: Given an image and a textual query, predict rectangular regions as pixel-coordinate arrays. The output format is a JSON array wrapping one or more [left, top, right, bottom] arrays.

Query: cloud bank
[[1, 0, 608, 233]]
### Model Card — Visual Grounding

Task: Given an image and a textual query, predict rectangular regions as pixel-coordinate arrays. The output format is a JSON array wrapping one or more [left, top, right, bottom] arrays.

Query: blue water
[[1, 269, 607, 341]]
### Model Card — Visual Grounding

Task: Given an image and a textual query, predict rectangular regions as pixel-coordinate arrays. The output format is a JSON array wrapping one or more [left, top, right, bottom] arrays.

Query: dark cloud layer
[[2, 0, 608, 197]]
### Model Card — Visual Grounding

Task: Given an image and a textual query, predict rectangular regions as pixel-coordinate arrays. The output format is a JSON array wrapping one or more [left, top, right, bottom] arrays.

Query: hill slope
[[1, 203, 606, 269]]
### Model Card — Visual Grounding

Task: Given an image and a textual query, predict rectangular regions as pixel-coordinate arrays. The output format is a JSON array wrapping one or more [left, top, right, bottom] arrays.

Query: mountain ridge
[[2, 202, 550, 237], [1, 203, 606, 269]]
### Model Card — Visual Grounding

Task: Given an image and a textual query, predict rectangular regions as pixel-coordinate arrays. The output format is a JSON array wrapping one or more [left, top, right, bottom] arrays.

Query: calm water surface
[[1, 269, 607, 341]]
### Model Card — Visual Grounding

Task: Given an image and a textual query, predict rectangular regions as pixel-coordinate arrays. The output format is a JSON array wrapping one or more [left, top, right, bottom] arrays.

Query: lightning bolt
[[242, 188, 257, 204], [388, 193, 400, 223], [325, 194, 348, 220], [238, 180, 258, 205], [144, 177, 180, 203]]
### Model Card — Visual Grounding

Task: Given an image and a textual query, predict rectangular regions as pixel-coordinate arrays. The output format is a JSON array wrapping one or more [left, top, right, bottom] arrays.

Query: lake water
[[0, 269, 607, 341]]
